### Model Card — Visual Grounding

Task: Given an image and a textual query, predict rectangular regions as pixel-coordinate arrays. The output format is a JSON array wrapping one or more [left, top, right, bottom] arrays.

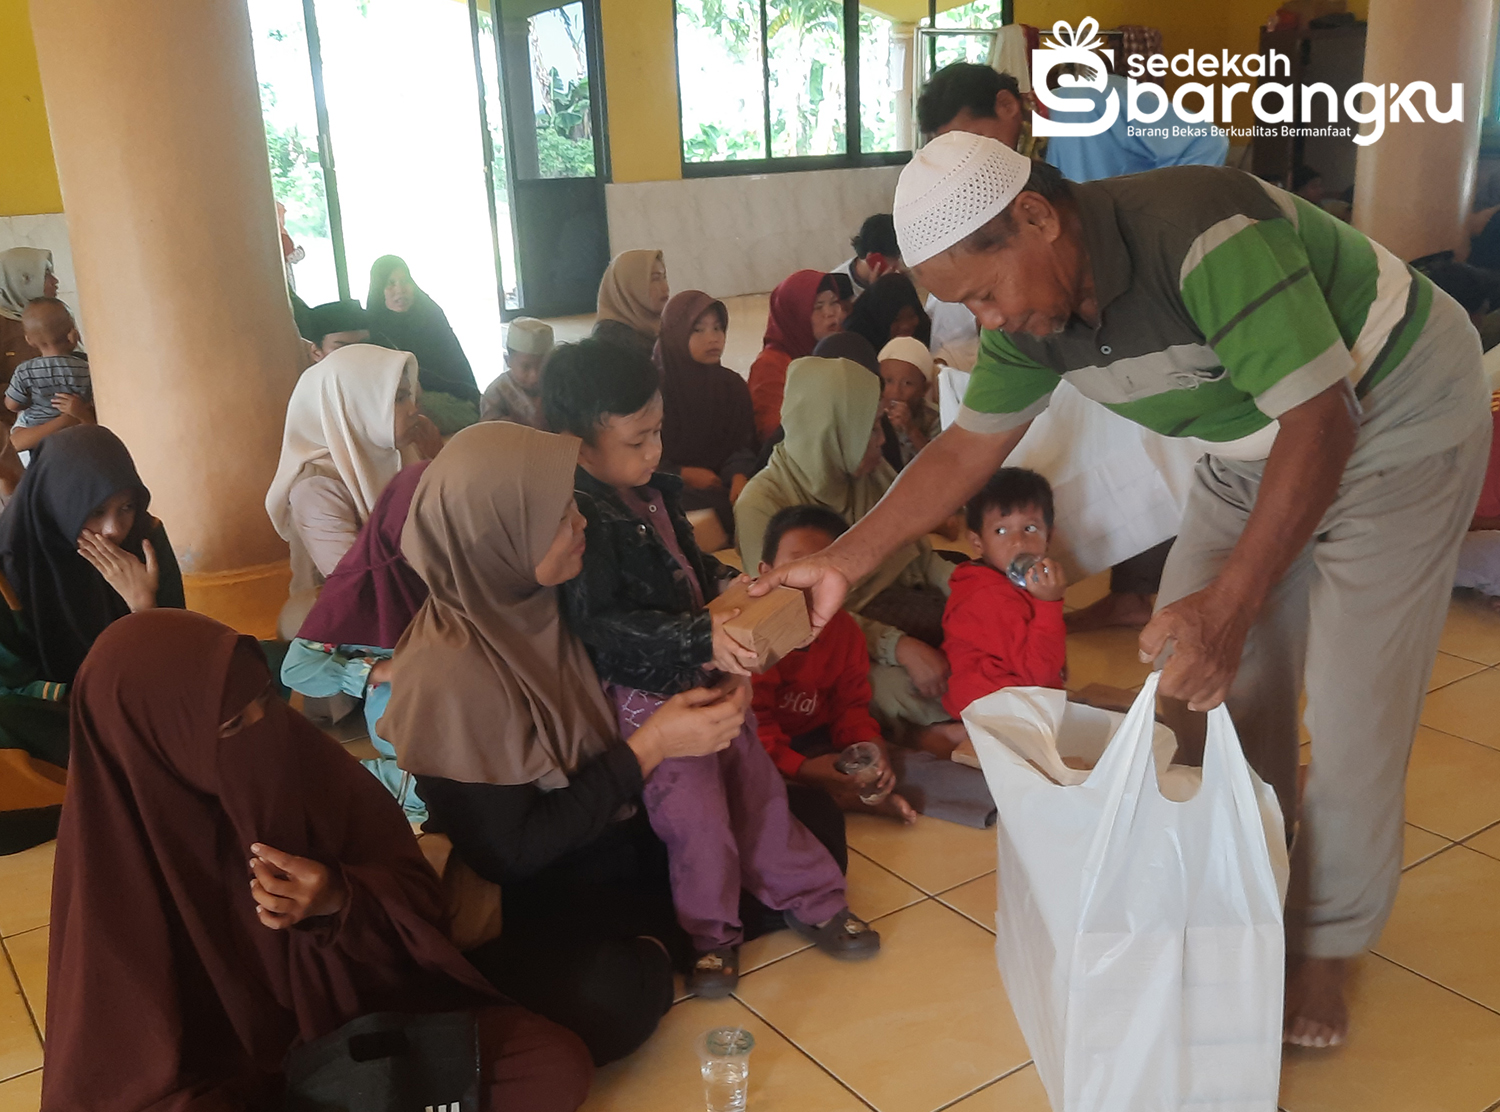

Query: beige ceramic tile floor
[[5, 580, 1500, 1110]]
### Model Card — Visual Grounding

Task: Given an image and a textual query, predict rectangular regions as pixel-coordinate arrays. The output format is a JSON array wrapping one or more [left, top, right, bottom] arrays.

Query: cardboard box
[[707, 582, 812, 672], [952, 736, 981, 769]]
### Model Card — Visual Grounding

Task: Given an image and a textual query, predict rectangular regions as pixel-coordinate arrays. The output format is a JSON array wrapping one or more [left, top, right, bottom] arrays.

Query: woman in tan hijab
[[591, 249, 669, 355], [380, 420, 773, 1064]]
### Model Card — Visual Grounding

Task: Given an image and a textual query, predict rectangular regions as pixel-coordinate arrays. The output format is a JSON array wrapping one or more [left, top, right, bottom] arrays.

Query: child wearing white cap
[[481, 317, 554, 429], [877, 336, 939, 468]]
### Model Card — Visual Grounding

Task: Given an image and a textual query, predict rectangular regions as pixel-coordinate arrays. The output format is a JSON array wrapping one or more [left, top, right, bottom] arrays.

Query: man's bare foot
[[1065, 591, 1155, 634], [1284, 957, 1349, 1048], [870, 791, 918, 824], [914, 721, 967, 758]]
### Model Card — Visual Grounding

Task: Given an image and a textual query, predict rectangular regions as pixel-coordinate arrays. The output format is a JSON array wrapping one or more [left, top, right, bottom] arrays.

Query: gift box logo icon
[[1032, 18, 1119, 138]]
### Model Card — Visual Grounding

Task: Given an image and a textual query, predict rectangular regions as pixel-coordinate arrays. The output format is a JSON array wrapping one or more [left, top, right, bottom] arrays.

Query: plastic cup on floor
[[835, 740, 891, 805], [698, 1026, 753, 1112]]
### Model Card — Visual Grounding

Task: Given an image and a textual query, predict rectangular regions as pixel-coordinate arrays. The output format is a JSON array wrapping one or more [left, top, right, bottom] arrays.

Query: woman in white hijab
[[1, 248, 57, 387], [266, 343, 433, 637]]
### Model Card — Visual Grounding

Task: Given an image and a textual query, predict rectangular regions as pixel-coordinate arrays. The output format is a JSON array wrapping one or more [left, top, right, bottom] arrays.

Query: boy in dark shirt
[[546, 339, 878, 998]]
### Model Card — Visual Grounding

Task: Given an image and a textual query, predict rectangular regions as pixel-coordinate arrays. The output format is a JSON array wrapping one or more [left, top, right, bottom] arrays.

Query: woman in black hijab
[[0, 424, 184, 852], [843, 272, 932, 353], [367, 255, 481, 432]]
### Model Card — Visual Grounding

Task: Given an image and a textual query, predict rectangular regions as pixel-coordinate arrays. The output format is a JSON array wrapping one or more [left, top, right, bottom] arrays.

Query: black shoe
[[688, 946, 740, 998], [784, 908, 881, 960]]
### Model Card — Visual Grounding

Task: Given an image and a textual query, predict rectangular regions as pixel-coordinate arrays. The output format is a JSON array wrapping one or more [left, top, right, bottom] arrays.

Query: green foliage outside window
[[260, 83, 330, 238]]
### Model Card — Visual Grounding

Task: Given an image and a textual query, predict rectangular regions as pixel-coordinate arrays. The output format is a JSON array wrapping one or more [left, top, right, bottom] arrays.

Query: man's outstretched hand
[[746, 553, 852, 635]]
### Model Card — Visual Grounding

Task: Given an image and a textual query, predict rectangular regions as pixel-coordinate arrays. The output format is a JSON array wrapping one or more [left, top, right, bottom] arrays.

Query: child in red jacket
[[753, 506, 915, 823], [942, 468, 1068, 719]]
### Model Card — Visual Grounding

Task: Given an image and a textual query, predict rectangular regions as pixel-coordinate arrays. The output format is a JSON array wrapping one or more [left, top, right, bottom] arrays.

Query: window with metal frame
[[673, 0, 916, 176]]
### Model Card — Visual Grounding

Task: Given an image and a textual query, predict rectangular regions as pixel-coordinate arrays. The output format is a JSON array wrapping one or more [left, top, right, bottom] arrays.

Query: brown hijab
[[381, 422, 616, 788], [595, 249, 664, 339], [44, 610, 495, 1112]]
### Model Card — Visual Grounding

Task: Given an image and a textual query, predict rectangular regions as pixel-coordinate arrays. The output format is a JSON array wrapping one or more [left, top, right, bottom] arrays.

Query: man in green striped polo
[[756, 132, 1490, 1046]]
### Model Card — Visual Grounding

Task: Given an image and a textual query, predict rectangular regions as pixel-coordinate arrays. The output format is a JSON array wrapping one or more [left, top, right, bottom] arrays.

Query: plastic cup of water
[[835, 740, 891, 805], [698, 1026, 753, 1112]]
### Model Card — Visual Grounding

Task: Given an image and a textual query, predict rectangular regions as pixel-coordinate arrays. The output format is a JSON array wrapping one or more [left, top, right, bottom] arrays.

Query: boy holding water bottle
[[941, 468, 1068, 719]]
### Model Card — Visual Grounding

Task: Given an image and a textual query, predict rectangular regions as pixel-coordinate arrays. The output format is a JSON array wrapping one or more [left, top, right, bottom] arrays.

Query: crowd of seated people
[[0, 180, 1176, 1104], [9, 50, 1500, 1105]]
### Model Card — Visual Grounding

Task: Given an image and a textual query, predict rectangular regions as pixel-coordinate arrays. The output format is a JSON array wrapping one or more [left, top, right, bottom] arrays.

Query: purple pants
[[612, 686, 848, 951]]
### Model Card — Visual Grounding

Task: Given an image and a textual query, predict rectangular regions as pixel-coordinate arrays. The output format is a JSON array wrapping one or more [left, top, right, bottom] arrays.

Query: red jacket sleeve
[[751, 664, 804, 777], [822, 614, 883, 751], [748, 349, 791, 443], [942, 578, 1067, 718]]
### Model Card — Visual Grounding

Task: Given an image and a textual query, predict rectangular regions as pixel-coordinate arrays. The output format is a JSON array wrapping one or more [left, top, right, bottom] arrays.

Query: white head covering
[[894, 133, 1035, 267], [265, 343, 418, 539], [0, 248, 53, 321], [505, 317, 554, 356], [878, 336, 936, 381]]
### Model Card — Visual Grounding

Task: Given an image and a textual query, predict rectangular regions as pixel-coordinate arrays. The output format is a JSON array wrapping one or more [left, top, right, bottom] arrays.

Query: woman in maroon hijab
[[654, 291, 758, 537], [282, 461, 431, 818], [747, 270, 845, 441], [42, 609, 591, 1112]]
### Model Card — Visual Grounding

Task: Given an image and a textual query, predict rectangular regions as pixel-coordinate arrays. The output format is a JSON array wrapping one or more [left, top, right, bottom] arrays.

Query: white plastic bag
[[964, 674, 1288, 1112]]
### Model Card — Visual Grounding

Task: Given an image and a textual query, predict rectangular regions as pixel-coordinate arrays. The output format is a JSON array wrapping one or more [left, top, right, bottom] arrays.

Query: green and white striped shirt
[[959, 166, 1467, 460]]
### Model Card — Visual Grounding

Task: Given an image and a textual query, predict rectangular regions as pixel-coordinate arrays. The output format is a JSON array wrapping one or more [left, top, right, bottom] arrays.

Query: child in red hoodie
[[942, 468, 1068, 719], [752, 506, 915, 822]]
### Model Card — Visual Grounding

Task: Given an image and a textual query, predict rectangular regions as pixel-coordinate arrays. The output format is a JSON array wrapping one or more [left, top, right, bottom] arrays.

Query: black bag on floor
[[284, 1011, 480, 1112]]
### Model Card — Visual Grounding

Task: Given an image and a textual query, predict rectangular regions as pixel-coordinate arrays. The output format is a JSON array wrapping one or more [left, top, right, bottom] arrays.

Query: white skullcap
[[505, 317, 553, 356], [878, 336, 935, 381], [894, 132, 1035, 266]]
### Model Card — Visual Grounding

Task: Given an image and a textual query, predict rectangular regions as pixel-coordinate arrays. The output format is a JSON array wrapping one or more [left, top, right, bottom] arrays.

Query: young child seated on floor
[[6, 297, 94, 453], [877, 336, 939, 469], [752, 505, 916, 824], [481, 317, 553, 428], [942, 468, 1068, 721], [545, 339, 879, 998]]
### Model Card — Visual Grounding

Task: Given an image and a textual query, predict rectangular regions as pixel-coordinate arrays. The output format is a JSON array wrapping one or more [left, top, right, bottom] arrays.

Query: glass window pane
[[858, 7, 911, 153], [935, 0, 1005, 28], [767, 0, 846, 158], [675, 0, 767, 163], [247, 0, 340, 306], [314, 0, 503, 388], [526, 4, 596, 179], [923, 29, 999, 81], [476, 8, 521, 310]]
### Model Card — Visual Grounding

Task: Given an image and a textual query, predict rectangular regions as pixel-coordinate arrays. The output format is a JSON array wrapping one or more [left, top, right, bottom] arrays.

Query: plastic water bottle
[[1006, 552, 1040, 589], [698, 1027, 753, 1112]]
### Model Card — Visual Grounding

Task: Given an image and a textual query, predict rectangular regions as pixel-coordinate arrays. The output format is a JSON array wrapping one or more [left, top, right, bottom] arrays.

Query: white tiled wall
[[0, 213, 80, 331], [605, 165, 904, 299]]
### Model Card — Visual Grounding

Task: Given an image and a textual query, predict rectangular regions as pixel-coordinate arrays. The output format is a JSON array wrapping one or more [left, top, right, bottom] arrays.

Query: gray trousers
[[1156, 420, 1490, 958]]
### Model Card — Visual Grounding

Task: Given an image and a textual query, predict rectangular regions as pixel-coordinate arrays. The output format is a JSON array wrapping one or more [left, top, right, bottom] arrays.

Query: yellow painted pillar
[[28, 0, 302, 637], [1353, 0, 1495, 261]]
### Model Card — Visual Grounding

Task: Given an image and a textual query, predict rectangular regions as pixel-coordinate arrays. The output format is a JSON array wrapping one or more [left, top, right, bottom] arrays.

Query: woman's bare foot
[[1284, 957, 1349, 1048], [870, 791, 918, 824], [914, 721, 967, 758], [1065, 591, 1155, 634]]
